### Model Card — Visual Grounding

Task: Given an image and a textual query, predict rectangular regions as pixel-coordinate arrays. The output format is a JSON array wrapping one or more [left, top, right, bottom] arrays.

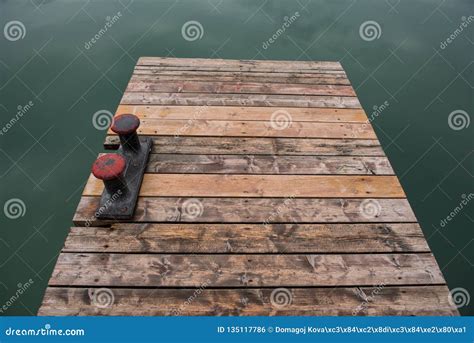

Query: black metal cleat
[[92, 114, 152, 220]]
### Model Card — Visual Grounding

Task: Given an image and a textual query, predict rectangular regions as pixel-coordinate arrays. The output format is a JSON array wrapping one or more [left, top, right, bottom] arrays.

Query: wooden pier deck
[[38, 57, 458, 316]]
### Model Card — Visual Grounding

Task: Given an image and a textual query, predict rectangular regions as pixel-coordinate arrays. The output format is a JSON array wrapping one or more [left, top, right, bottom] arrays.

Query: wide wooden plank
[[134, 65, 345, 74], [73, 197, 416, 225], [107, 119, 375, 139], [104, 136, 386, 156], [126, 81, 356, 97], [138, 57, 343, 70], [64, 223, 429, 253], [48, 253, 445, 287], [145, 154, 394, 175], [135, 58, 343, 74], [120, 93, 361, 108], [131, 73, 351, 85], [38, 286, 459, 316], [116, 105, 368, 123], [83, 175, 405, 198]]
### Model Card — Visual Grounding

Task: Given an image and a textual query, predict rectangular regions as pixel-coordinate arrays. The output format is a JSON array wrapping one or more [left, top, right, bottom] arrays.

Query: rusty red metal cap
[[111, 114, 140, 135], [92, 153, 126, 180]]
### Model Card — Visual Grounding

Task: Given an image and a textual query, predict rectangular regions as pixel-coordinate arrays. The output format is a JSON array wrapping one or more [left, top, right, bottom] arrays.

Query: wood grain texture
[[38, 286, 459, 316], [48, 253, 445, 287], [115, 105, 368, 123], [134, 65, 345, 75], [145, 154, 394, 175], [106, 119, 375, 139], [73, 197, 416, 225], [126, 80, 356, 96], [131, 73, 351, 85], [104, 136, 386, 156], [137, 57, 344, 70], [120, 93, 361, 108], [82, 174, 405, 198], [64, 223, 429, 253]]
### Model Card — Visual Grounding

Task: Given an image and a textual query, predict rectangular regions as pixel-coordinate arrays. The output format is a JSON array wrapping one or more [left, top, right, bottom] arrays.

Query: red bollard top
[[92, 154, 126, 180], [111, 114, 140, 135]]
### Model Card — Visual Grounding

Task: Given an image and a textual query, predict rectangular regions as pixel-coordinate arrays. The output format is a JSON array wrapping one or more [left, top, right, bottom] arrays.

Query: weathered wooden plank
[[134, 65, 345, 75], [48, 253, 445, 287], [134, 67, 346, 75], [145, 154, 394, 175], [104, 136, 386, 156], [131, 73, 351, 85], [120, 93, 361, 108], [135, 61, 344, 74], [108, 119, 375, 139], [73, 197, 416, 225], [83, 174, 405, 198], [137, 57, 343, 71], [115, 105, 368, 123], [38, 286, 459, 316], [126, 81, 356, 97], [64, 223, 429, 253]]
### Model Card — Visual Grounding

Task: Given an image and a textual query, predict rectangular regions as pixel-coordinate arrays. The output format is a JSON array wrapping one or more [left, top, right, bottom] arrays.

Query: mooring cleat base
[[95, 137, 152, 220]]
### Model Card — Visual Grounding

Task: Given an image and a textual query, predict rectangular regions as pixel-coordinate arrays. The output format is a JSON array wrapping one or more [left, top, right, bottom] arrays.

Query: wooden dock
[[38, 57, 458, 316]]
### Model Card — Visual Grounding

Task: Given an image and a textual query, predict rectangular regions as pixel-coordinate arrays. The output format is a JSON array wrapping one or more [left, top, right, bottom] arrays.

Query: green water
[[0, 0, 472, 316]]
